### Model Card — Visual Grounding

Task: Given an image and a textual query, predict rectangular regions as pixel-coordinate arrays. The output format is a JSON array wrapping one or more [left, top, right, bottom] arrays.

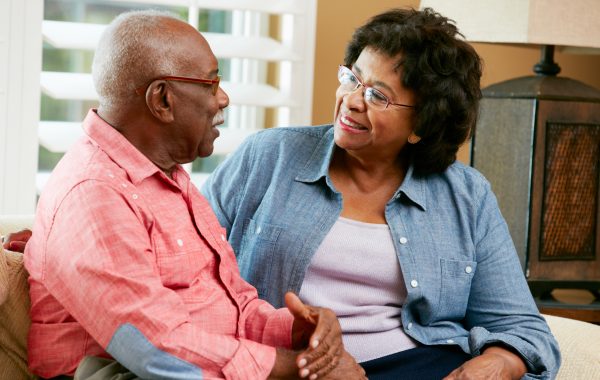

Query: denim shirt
[[202, 125, 560, 379]]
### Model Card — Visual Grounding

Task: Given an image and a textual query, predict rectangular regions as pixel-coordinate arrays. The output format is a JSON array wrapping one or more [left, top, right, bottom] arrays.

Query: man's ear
[[145, 80, 175, 123]]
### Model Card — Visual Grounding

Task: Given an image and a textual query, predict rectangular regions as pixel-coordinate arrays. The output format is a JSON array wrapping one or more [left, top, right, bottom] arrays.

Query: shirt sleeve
[[42, 180, 285, 380], [465, 179, 561, 379]]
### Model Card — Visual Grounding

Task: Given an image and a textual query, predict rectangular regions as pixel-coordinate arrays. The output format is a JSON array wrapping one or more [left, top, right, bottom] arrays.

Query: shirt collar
[[295, 126, 336, 184], [82, 109, 185, 186], [395, 164, 427, 211], [294, 124, 427, 211]]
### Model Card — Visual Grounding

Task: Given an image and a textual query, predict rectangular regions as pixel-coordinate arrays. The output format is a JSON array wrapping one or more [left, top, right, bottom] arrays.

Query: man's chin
[[198, 145, 215, 158]]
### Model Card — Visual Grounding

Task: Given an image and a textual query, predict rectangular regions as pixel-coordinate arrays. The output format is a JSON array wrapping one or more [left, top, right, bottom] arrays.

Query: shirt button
[[121, 183, 128, 188], [256, 226, 262, 235], [407, 322, 413, 330], [399, 237, 408, 244], [465, 266, 473, 274], [446, 339, 454, 344], [410, 280, 418, 288], [108, 173, 114, 178], [176, 239, 183, 247], [132, 194, 138, 200], [221, 234, 226, 242]]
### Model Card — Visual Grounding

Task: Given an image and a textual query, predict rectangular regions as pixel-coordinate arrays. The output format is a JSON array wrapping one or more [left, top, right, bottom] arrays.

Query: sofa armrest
[[544, 313, 600, 379]]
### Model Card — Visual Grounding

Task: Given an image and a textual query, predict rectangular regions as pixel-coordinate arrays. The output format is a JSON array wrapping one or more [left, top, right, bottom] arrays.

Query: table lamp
[[420, 0, 600, 322]]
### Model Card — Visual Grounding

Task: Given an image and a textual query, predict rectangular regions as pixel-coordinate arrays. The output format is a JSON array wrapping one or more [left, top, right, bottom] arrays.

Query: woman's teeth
[[341, 116, 366, 130]]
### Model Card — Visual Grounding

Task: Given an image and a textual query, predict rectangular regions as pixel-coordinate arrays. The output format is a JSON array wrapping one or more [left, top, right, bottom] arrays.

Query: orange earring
[[408, 134, 421, 144]]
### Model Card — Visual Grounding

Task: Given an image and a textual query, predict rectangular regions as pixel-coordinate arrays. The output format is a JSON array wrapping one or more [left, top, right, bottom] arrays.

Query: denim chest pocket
[[238, 218, 283, 297], [437, 258, 477, 320]]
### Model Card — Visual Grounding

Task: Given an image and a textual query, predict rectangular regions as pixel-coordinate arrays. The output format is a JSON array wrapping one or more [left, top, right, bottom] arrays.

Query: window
[[0, 0, 317, 213]]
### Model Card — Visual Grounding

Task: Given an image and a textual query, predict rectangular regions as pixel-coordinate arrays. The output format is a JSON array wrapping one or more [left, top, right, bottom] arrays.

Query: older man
[[23, 10, 364, 380]]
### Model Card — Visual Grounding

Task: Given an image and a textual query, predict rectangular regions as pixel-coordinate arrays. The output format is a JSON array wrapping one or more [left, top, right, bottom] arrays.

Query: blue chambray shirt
[[202, 125, 560, 379]]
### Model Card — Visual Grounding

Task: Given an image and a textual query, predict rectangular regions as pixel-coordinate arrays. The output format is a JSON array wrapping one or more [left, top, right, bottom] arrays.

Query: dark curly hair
[[345, 7, 482, 176]]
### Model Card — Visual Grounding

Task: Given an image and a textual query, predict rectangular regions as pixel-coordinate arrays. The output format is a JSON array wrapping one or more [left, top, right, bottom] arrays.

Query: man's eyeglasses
[[135, 75, 221, 96], [337, 65, 414, 110]]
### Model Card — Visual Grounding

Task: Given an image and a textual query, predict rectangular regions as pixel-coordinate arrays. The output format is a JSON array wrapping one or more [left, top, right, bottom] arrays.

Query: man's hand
[[321, 350, 367, 380], [285, 292, 343, 379], [2, 229, 32, 253], [443, 346, 527, 380]]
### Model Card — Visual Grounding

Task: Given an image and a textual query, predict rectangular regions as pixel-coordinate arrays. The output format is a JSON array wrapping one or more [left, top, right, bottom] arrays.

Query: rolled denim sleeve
[[466, 179, 561, 379]]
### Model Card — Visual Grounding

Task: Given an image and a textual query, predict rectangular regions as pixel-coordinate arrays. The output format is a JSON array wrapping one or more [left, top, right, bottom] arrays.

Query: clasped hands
[[273, 292, 366, 380]]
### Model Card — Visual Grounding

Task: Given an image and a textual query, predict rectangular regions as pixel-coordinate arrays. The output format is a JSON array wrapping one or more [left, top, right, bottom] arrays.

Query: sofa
[[2, 214, 599, 379]]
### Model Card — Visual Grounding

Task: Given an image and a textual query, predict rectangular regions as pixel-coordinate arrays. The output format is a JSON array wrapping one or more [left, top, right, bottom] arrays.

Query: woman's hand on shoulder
[[2, 229, 32, 253], [443, 345, 527, 380]]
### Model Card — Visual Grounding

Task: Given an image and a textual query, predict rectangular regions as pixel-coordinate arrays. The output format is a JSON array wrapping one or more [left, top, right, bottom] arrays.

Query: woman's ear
[[145, 80, 175, 123]]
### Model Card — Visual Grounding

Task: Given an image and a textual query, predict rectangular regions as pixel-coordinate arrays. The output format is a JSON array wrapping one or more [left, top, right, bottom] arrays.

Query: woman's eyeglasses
[[337, 65, 414, 111]]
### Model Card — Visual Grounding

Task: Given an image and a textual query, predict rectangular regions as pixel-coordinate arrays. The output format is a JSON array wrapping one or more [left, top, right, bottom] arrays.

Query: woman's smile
[[339, 114, 368, 133]]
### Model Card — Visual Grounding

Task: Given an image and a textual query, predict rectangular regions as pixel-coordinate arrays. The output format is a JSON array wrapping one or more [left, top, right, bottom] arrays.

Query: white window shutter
[[0, 0, 43, 214], [33, 0, 317, 192]]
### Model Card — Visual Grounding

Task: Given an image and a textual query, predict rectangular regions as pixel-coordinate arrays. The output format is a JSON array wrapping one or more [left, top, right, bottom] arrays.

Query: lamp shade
[[420, 0, 600, 50]]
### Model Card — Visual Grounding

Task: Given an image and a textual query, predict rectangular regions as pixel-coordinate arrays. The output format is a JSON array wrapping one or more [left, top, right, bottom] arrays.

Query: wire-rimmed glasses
[[337, 65, 414, 110]]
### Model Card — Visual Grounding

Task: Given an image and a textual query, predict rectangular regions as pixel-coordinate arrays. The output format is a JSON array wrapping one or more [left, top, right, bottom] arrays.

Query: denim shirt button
[[410, 279, 418, 288], [465, 265, 473, 274], [256, 226, 262, 235], [399, 237, 408, 244], [407, 322, 413, 330], [446, 339, 454, 344]]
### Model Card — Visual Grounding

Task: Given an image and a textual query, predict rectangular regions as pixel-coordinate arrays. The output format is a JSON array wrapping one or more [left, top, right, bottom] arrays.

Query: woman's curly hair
[[344, 7, 482, 176]]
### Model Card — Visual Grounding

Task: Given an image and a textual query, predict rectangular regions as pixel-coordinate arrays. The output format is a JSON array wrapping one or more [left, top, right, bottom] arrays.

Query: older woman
[[202, 7, 560, 380]]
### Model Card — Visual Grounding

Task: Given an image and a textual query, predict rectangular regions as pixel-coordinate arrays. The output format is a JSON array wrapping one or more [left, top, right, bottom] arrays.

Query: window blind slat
[[42, 20, 299, 61], [42, 20, 104, 50], [40, 71, 297, 107], [38, 120, 256, 155], [38, 121, 84, 153], [103, 0, 307, 15]]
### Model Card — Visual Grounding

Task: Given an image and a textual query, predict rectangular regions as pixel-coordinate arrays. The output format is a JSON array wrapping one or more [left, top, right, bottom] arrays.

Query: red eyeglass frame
[[135, 75, 221, 96]]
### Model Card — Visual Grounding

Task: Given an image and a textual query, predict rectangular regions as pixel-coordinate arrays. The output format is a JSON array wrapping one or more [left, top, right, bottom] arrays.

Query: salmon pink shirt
[[24, 110, 292, 379]]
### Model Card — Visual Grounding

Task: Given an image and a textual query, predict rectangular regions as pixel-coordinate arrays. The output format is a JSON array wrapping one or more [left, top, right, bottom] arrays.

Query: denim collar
[[294, 125, 427, 211]]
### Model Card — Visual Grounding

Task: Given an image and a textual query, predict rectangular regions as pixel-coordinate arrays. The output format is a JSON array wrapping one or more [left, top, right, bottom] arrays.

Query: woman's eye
[[369, 89, 388, 102], [346, 74, 358, 84]]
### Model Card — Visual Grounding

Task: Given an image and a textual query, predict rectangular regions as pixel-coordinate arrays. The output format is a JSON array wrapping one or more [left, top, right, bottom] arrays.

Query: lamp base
[[472, 75, 600, 322]]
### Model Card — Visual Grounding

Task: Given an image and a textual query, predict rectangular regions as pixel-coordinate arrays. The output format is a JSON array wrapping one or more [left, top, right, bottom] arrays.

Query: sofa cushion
[[545, 314, 600, 379], [0, 245, 36, 379]]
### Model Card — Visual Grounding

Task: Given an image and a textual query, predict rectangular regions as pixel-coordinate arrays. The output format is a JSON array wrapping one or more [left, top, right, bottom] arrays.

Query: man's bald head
[[92, 10, 202, 109]]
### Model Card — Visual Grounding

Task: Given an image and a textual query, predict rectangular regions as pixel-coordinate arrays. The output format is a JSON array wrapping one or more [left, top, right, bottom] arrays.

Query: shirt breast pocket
[[154, 237, 208, 290], [238, 218, 283, 296], [438, 258, 477, 320]]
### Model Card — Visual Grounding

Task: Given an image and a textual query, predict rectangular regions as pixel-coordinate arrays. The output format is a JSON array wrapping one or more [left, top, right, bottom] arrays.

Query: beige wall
[[312, 0, 600, 163]]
